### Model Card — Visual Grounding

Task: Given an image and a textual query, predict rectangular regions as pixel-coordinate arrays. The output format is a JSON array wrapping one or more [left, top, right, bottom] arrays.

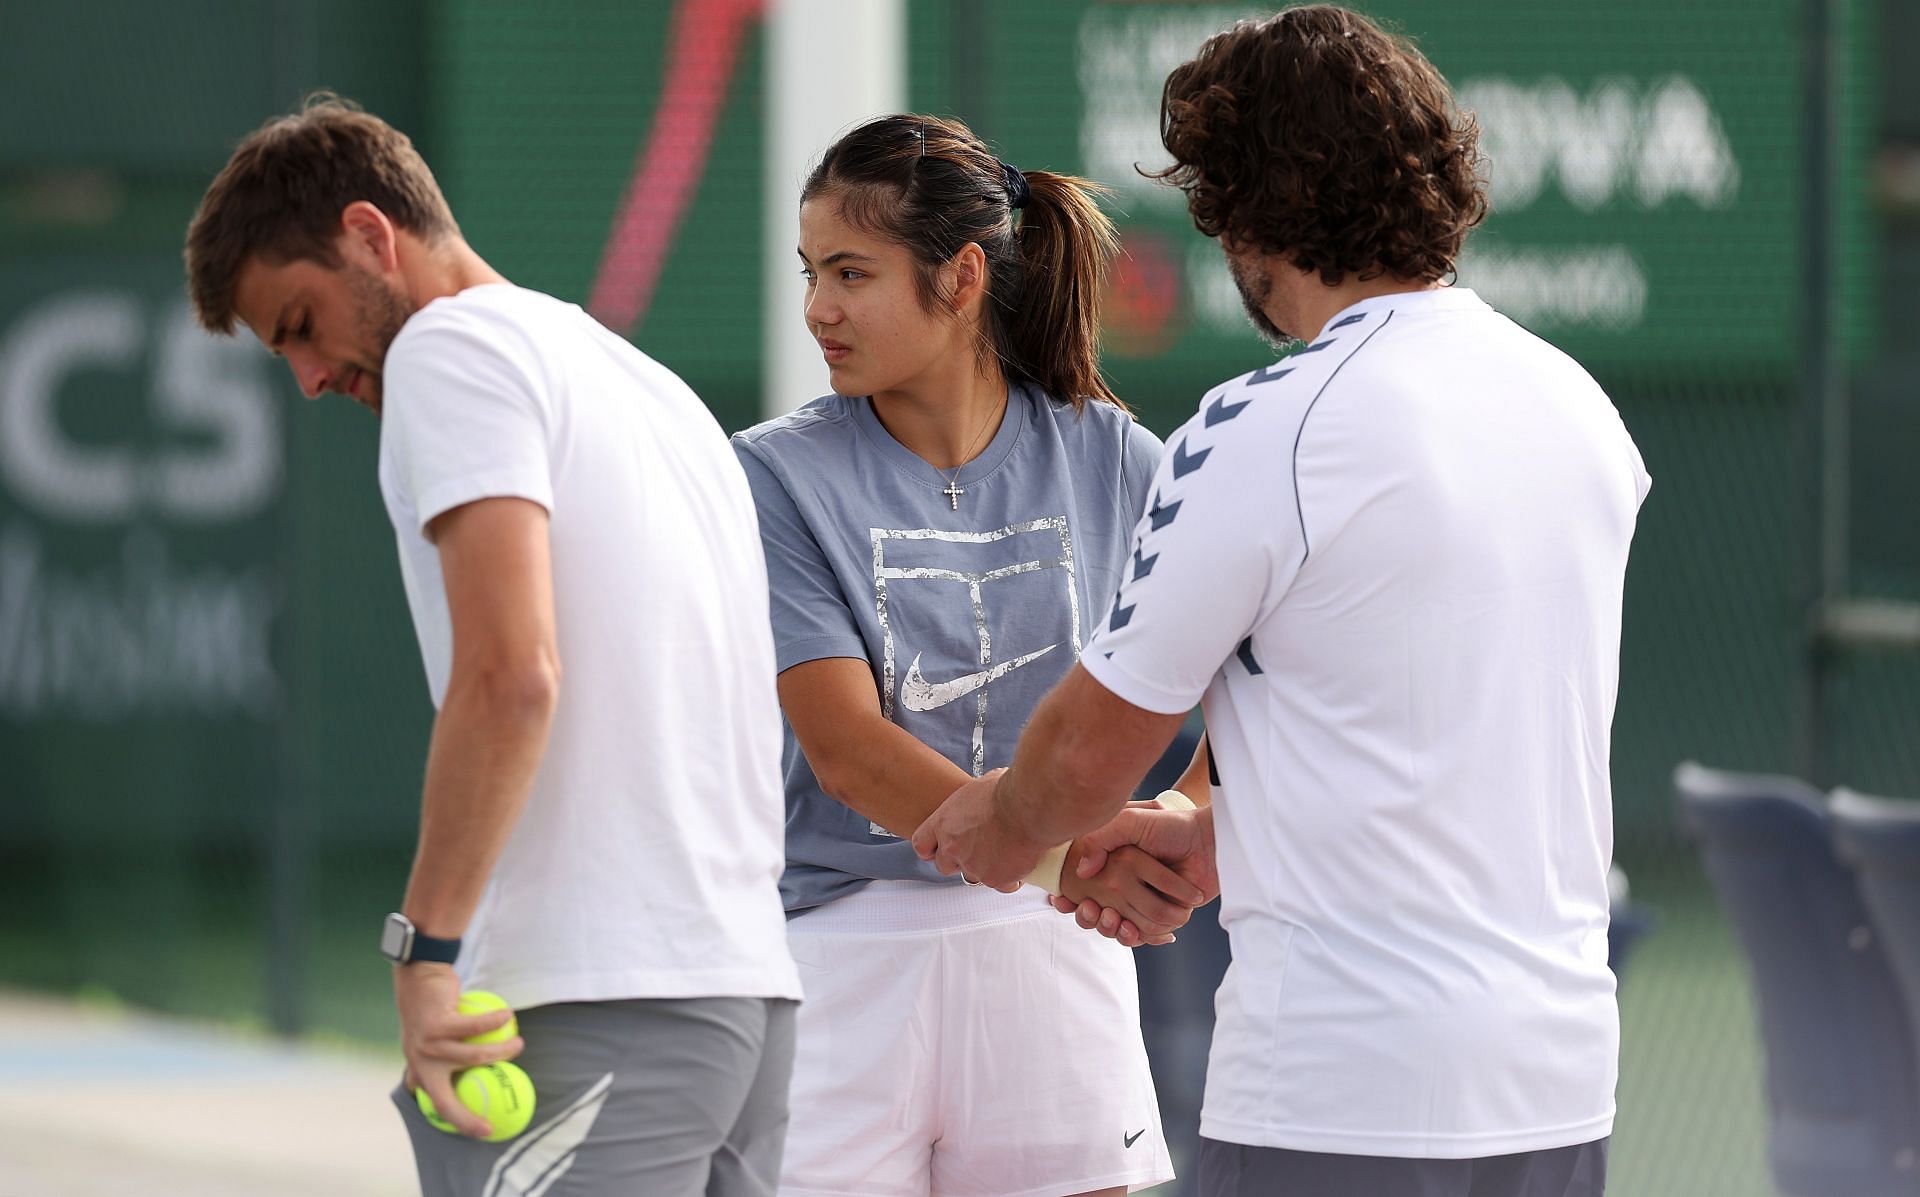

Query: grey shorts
[[393, 996, 798, 1197], [1198, 1136, 1608, 1197]]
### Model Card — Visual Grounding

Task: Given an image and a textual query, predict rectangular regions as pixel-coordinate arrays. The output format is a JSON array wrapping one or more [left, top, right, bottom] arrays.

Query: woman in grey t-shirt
[[733, 115, 1205, 1197]]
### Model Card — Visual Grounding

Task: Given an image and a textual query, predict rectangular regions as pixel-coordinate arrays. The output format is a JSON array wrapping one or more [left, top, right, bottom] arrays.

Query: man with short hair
[[914, 8, 1646, 1196], [186, 95, 801, 1196]]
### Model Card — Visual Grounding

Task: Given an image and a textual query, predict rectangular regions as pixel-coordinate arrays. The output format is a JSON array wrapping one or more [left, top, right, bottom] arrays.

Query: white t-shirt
[[1083, 288, 1648, 1159], [378, 284, 800, 1009]]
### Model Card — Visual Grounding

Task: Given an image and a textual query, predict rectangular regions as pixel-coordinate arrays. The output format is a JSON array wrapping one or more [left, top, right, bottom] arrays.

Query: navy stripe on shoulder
[[1205, 393, 1253, 426], [1291, 312, 1395, 564]]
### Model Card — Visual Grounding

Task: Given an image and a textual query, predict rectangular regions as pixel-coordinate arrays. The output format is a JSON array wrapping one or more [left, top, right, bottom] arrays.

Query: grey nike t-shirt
[[732, 384, 1162, 913]]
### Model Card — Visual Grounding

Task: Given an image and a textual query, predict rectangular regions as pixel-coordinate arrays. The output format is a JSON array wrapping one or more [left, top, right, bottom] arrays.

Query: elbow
[[795, 729, 876, 813], [457, 654, 562, 726], [506, 655, 562, 721], [807, 750, 859, 808]]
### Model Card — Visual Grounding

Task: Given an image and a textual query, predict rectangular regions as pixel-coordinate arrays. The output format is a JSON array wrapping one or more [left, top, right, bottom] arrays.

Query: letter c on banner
[[0, 292, 143, 521], [0, 292, 280, 523]]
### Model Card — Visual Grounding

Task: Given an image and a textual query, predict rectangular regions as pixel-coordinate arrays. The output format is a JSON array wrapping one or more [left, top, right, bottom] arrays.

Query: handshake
[[911, 770, 1219, 948]]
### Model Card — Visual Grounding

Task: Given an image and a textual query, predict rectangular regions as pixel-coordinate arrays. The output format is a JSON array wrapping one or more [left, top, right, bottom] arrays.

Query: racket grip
[[1154, 789, 1198, 812], [1021, 841, 1073, 895], [1022, 789, 1200, 894]]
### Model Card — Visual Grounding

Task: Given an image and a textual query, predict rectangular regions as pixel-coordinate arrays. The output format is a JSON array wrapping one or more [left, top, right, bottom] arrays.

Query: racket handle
[[1022, 841, 1073, 895], [1022, 789, 1199, 894], [1154, 789, 1198, 812]]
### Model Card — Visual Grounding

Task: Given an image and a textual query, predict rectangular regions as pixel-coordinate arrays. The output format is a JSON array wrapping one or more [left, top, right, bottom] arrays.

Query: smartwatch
[[380, 911, 462, 965]]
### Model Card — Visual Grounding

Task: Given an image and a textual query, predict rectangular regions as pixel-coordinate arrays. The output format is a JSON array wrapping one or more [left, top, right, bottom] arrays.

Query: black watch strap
[[407, 930, 463, 964], [381, 912, 462, 965]]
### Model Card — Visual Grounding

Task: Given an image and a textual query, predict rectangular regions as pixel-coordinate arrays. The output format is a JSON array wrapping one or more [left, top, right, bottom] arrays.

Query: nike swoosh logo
[[900, 644, 1058, 712], [1125, 1128, 1146, 1148]]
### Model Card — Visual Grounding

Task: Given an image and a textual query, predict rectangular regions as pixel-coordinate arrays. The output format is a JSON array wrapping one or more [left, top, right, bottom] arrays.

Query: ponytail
[[1007, 170, 1123, 411]]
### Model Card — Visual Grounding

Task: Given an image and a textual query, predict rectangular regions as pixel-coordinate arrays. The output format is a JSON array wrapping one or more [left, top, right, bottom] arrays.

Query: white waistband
[[788, 879, 1057, 935]]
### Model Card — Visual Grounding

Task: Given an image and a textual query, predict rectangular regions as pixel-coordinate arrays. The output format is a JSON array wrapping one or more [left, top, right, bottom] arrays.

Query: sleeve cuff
[[415, 469, 555, 534], [775, 633, 873, 675], [1079, 649, 1201, 716]]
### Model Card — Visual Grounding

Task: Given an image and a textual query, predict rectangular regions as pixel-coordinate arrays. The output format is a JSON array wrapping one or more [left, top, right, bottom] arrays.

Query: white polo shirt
[[379, 284, 800, 1010], [1083, 288, 1648, 1158]]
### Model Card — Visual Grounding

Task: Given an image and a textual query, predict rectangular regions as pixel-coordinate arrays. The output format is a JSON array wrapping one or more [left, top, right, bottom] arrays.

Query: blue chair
[[1833, 785, 1920, 1179], [1676, 761, 1920, 1196]]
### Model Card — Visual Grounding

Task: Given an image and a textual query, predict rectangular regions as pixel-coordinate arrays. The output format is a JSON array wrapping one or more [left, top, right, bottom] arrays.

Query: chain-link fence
[[2, 3, 1912, 1194]]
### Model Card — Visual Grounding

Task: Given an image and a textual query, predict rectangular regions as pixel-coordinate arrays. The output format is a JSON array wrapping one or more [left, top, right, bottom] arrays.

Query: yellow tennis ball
[[417, 1061, 537, 1142], [458, 991, 518, 1044]]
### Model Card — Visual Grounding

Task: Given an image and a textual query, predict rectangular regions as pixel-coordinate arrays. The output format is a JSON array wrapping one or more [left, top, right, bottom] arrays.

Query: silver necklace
[[936, 396, 1004, 510]]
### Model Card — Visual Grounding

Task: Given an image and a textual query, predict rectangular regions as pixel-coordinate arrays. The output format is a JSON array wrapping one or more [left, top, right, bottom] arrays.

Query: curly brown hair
[[1152, 5, 1487, 285]]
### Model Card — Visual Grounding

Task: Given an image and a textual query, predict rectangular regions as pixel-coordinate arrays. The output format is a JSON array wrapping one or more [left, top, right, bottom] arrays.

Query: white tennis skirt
[[778, 880, 1174, 1197]]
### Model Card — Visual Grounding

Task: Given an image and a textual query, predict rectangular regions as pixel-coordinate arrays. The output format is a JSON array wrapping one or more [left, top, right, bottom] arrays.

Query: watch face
[[380, 914, 413, 962]]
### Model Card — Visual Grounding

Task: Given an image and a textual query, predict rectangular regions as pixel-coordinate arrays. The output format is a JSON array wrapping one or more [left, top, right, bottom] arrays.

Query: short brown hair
[[1153, 5, 1487, 285], [185, 94, 456, 333]]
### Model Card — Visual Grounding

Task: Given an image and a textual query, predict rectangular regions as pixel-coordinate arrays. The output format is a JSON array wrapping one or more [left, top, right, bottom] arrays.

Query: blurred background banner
[[2, 2, 1915, 1194], [1071, 0, 1872, 377]]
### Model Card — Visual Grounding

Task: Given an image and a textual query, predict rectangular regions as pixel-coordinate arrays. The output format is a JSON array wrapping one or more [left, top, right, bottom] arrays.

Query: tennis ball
[[458, 991, 518, 1044], [417, 1061, 537, 1142]]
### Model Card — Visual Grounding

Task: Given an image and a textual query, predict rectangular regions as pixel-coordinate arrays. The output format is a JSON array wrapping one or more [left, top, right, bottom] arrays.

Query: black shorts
[[1198, 1135, 1608, 1197]]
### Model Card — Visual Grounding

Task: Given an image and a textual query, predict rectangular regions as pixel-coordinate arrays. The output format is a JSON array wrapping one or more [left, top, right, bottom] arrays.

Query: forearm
[[812, 716, 973, 839], [998, 691, 1136, 851], [401, 673, 557, 938], [988, 664, 1191, 853], [1174, 732, 1213, 806]]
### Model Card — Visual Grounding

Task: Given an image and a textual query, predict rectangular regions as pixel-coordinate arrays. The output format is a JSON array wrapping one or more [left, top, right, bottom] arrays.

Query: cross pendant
[[943, 481, 964, 510]]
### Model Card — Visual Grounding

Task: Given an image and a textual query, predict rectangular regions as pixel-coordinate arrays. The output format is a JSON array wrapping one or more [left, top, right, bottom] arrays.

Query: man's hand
[[395, 963, 522, 1138], [1057, 838, 1204, 946], [912, 769, 1049, 891], [1049, 804, 1220, 945]]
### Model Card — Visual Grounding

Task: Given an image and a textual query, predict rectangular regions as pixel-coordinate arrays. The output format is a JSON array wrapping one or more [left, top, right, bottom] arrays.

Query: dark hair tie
[[999, 160, 1030, 210]]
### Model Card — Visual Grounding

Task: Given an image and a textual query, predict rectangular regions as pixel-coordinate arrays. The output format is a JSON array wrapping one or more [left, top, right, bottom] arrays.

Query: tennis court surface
[[0, 991, 413, 1197]]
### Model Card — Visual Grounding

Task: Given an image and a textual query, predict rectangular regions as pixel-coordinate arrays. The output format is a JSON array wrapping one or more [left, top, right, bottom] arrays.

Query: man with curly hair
[[914, 6, 1647, 1195]]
